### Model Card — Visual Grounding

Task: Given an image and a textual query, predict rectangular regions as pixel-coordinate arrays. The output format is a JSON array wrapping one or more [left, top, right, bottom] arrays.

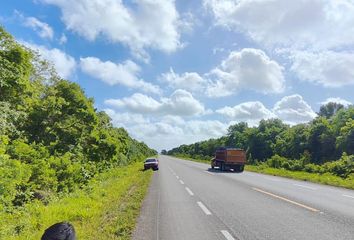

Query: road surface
[[133, 155, 354, 240]]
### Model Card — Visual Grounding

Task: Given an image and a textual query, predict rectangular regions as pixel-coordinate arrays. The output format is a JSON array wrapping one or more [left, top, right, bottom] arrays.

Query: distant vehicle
[[144, 158, 159, 171], [211, 148, 246, 172]]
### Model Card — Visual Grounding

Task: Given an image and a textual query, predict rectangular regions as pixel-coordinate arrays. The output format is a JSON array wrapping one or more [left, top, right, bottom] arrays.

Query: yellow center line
[[252, 187, 320, 212]]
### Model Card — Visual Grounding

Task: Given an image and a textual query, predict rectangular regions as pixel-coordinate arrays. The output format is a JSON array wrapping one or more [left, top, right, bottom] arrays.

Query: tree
[[226, 122, 248, 148], [308, 117, 337, 164], [318, 102, 344, 118], [24, 80, 98, 153], [336, 119, 354, 155], [0, 27, 34, 106]]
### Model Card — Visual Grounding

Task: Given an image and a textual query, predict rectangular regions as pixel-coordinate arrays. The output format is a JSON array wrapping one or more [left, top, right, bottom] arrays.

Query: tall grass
[[0, 162, 152, 240]]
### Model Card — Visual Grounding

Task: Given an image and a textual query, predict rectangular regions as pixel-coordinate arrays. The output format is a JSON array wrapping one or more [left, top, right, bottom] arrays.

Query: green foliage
[[0, 27, 33, 106], [0, 26, 156, 212], [318, 102, 344, 118], [0, 162, 152, 240], [0, 154, 31, 210], [168, 103, 354, 182]]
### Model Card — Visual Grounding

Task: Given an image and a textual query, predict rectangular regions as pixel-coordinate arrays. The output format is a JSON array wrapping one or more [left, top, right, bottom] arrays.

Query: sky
[[1, 0, 354, 151]]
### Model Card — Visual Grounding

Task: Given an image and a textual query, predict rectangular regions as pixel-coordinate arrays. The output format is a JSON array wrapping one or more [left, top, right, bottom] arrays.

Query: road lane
[[133, 155, 354, 240], [133, 158, 233, 240]]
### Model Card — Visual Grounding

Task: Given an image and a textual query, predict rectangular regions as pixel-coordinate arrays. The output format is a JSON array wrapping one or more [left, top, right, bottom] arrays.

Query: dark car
[[144, 158, 159, 171]]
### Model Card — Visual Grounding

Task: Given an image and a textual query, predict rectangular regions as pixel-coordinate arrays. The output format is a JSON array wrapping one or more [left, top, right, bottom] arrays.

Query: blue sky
[[1, 0, 353, 151]]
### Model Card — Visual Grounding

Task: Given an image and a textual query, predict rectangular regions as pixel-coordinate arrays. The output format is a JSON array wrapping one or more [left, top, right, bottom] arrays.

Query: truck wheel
[[239, 165, 244, 172]]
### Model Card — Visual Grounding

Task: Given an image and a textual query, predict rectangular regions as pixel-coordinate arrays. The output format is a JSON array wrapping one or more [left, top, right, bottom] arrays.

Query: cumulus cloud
[[80, 57, 160, 94], [105, 108, 227, 151], [105, 89, 206, 116], [185, 120, 228, 137], [321, 97, 352, 107], [206, 48, 285, 97], [204, 0, 354, 89], [103, 109, 148, 127], [105, 94, 317, 150], [22, 42, 76, 79], [160, 68, 206, 91], [204, 0, 354, 50], [290, 51, 354, 87], [40, 0, 183, 60], [273, 94, 317, 124], [216, 101, 275, 125], [23, 16, 54, 40], [216, 94, 316, 125]]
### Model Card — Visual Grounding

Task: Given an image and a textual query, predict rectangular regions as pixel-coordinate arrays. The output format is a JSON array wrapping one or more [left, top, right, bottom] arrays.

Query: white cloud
[[40, 0, 183, 59], [321, 97, 352, 107], [290, 51, 354, 87], [216, 94, 316, 125], [105, 89, 206, 116], [216, 101, 275, 125], [22, 42, 76, 79], [204, 0, 354, 89], [24, 17, 54, 40], [106, 94, 317, 150], [105, 108, 227, 151], [59, 33, 67, 44], [160, 68, 206, 91], [206, 48, 285, 97], [80, 57, 160, 94], [204, 0, 354, 50], [185, 120, 228, 137], [104, 109, 149, 127], [105, 93, 162, 114], [273, 94, 317, 124]]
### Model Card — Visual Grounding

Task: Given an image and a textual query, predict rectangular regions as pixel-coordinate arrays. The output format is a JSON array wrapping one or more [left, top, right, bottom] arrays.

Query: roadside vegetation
[[167, 102, 354, 189], [0, 162, 153, 240], [0, 26, 156, 238]]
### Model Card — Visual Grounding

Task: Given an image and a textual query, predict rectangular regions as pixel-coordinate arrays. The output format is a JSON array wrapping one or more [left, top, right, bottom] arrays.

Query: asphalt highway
[[132, 155, 354, 240]]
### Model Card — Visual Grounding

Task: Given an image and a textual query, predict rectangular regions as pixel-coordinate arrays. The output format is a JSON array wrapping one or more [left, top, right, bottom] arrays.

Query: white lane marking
[[253, 187, 320, 212], [168, 167, 176, 175], [176, 176, 179, 179], [221, 230, 236, 240], [293, 184, 317, 190], [205, 171, 215, 175], [197, 201, 212, 215], [185, 187, 194, 196], [179, 180, 185, 185], [343, 194, 354, 199]]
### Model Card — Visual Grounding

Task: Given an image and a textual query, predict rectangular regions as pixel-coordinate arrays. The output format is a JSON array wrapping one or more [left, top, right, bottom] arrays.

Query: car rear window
[[145, 159, 157, 163]]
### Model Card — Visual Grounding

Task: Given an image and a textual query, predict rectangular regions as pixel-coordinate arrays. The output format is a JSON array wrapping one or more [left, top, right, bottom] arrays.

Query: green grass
[[0, 162, 153, 240], [245, 165, 354, 190], [168, 154, 354, 190]]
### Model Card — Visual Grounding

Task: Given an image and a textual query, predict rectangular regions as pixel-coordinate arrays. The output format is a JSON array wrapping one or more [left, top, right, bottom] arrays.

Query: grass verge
[[168, 154, 354, 190], [0, 162, 153, 240], [246, 165, 354, 190]]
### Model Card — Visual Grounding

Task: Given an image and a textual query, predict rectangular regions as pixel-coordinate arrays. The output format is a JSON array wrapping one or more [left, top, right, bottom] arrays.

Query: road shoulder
[[132, 170, 159, 240]]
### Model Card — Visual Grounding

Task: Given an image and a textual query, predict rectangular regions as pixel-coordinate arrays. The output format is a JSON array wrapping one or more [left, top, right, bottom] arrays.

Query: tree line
[[0, 26, 156, 211], [167, 103, 354, 179]]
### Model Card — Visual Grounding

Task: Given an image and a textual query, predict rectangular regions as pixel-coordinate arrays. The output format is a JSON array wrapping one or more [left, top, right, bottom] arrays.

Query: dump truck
[[211, 147, 246, 172]]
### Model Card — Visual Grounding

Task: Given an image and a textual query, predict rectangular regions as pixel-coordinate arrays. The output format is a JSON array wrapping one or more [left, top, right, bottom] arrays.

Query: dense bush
[[0, 26, 156, 211], [168, 100, 354, 179]]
